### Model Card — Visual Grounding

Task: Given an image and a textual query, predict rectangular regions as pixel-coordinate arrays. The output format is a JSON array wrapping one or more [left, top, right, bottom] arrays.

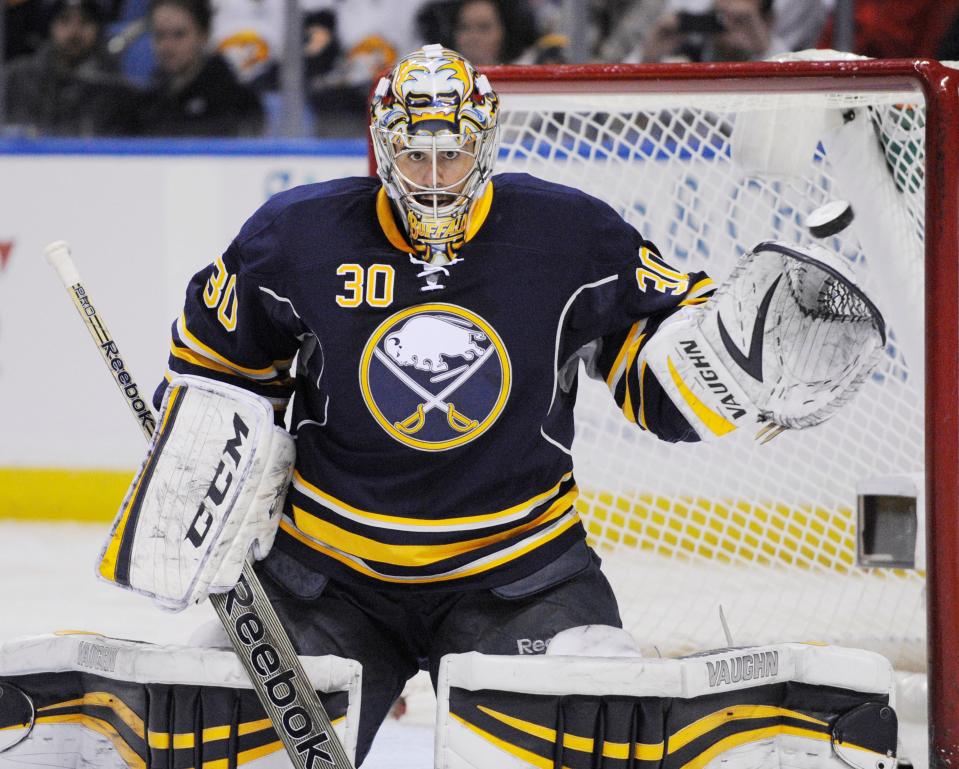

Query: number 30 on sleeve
[[635, 247, 689, 296], [202, 255, 238, 331]]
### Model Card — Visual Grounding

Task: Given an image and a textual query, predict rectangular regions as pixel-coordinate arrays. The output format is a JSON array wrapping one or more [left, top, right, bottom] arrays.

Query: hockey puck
[[806, 200, 854, 238]]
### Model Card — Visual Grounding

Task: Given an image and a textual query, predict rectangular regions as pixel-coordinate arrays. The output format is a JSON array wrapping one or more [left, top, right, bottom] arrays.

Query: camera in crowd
[[676, 10, 727, 35]]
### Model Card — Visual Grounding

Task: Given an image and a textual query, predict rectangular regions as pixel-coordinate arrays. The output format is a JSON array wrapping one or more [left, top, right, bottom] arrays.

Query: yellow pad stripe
[[450, 712, 555, 769], [478, 705, 665, 760], [147, 716, 275, 748], [39, 692, 145, 738], [666, 355, 736, 437], [99, 385, 185, 581], [669, 705, 828, 752]]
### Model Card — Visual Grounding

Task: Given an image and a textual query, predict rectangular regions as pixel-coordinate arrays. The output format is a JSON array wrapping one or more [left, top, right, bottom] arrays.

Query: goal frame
[[369, 58, 959, 765]]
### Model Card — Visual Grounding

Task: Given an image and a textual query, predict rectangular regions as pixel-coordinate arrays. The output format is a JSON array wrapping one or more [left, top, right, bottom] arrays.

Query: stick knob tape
[[43, 240, 81, 286]]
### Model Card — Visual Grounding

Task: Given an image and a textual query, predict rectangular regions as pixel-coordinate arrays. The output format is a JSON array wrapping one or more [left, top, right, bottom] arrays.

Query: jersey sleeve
[[588, 264, 714, 443], [560, 196, 715, 443], [155, 240, 302, 423]]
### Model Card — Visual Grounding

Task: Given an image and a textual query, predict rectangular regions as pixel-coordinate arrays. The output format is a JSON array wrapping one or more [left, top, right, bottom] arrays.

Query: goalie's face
[[391, 135, 478, 211]]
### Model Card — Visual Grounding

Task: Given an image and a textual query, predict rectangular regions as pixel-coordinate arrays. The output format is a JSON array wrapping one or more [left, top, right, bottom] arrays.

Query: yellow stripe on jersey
[[291, 486, 578, 567], [279, 510, 581, 584], [169, 340, 240, 377], [464, 182, 494, 241], [622, 371, 637, 425], [637, 359, 649, 430], [176, 314, 293, 381], [292, 470, 574, 530], [99, 385, 185, 582], [170, 342, 294, 387], [604, 320, 646, 391], [620, 331, 647, 425], [376, 187, 413, 252], [162, 370, 290, 413], [666, 356, 736, 437], [679, 277, 715, 306]]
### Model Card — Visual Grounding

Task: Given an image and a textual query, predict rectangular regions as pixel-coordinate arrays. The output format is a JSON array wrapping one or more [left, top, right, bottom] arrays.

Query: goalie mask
[[370, 45, 500, 262]]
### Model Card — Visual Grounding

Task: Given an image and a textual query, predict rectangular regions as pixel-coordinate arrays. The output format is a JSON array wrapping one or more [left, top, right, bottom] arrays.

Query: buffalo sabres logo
[[359, 303, 511, 451]]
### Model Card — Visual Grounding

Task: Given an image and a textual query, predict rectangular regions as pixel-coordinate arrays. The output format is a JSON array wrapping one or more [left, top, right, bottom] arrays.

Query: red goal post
[[371, 57, 959, 764]]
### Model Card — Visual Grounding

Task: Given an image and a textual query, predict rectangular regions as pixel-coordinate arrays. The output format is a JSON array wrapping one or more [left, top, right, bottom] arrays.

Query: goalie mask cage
[[371, 57, 959, 762]]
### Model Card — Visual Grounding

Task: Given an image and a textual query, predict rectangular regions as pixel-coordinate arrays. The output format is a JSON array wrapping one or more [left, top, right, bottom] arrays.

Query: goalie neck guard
[[370, 44, 500, 262]]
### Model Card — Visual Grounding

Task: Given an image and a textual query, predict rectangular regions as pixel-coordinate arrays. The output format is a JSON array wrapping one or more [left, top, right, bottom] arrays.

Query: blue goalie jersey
[[159, 173, 713, 591]]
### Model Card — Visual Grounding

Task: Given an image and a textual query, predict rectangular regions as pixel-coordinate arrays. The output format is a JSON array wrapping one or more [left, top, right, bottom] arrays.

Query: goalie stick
[[42, 240, 355, 769]]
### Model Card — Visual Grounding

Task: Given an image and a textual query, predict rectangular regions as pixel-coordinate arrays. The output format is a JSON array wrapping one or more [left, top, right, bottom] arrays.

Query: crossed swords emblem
[[373, 344, 497, 435]]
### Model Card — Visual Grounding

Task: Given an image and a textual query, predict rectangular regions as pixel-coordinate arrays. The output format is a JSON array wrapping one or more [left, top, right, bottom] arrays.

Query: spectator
[[597, 0, 825, 63], [818, 0, 959, 59], [5, 0, 49, 61], [638, 0, 784, 63], [451, 0, 541, 65], [417, 0, 554, 65], [304, 0, 429, 81], [302, 0, 430, 136], [596, 0, 668, 62], [772, 0, 828, 52], [3, 0, 136, 135], [938, 7, 959, 61], [131, 0, 263, 136], [301, 7, 365, 136], [210, 0, 283, 90]]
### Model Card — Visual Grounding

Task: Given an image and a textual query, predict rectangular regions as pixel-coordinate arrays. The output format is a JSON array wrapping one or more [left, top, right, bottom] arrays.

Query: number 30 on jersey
[[337, 264, 395, 308]]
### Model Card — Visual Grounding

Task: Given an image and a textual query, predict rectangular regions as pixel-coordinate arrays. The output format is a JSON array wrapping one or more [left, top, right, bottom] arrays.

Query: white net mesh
[[496, 71, 926, 671]]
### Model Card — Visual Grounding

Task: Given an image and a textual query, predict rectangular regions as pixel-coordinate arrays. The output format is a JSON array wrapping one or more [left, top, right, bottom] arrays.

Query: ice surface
[[0, 521, 433, 768]]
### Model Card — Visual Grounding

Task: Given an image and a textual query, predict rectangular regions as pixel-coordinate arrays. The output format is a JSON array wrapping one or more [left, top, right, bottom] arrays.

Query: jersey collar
[[375, 182, 495, 254]]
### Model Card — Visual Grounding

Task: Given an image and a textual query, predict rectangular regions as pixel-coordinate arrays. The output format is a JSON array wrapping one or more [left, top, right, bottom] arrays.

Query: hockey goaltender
[[0, 45, 896, 769]]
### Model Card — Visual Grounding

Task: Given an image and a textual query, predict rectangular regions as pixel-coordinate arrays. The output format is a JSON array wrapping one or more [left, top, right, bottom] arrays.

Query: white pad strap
[[97, 375, 295, 610]]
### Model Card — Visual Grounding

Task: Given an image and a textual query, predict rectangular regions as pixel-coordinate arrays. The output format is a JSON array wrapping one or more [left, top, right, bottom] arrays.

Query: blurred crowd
[[3, 0, 959, 139]]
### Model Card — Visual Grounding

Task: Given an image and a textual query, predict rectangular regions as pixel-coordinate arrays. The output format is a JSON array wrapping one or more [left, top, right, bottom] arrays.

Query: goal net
[[492, 55, 933, 675]]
